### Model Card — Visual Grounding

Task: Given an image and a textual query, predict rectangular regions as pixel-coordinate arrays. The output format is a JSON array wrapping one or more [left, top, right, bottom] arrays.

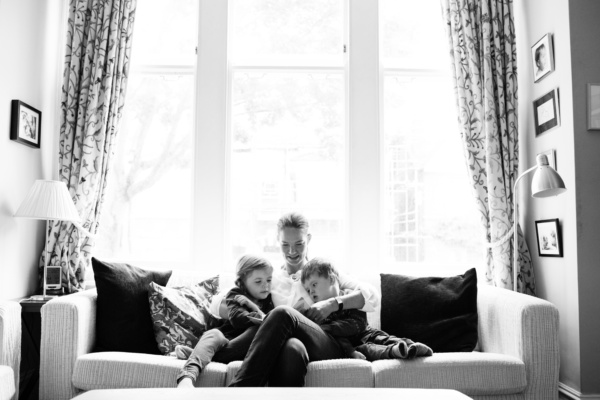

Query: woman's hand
[[304, 298, 337, 323]]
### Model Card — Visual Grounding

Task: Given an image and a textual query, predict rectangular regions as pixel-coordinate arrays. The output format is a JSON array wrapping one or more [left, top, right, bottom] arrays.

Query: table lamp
[[14, 180, 80, 300], [513, 154, 566, 291]]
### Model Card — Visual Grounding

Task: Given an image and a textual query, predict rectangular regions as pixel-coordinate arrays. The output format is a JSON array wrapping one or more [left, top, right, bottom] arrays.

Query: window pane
[[94, 0, 197, 268], [381, 0, 482, 274], [131, 0, 198, 66], [380, 0, 448, 69], [383, 75, 482, 271], [230, 72, 345, 265], [230, 0, 344, 66]]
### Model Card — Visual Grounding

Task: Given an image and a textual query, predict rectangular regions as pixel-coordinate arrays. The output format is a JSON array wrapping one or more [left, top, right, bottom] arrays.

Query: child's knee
[[203, 328, 229, 347]]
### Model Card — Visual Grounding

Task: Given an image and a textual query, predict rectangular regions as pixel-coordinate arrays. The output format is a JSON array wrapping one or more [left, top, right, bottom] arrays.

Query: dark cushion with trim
[[92, 257, 172, 354]]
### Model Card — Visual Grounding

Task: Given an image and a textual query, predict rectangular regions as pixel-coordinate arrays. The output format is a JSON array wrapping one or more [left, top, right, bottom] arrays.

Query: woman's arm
[[305, 291, 366, 323], [305, 276, 380, 323], [338, 272, 380, 312]]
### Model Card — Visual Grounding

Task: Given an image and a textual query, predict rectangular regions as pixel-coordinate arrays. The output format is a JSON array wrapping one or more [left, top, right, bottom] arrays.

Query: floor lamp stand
[[513, 165, 537, 292]]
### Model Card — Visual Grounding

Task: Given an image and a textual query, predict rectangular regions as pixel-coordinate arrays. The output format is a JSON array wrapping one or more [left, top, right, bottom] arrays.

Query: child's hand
[[247, 315, 264, 325], [350, 351, 366, 360], [305, 298, 336, 323], [234, 295, 261, 313], [293, 298, 309, 312]]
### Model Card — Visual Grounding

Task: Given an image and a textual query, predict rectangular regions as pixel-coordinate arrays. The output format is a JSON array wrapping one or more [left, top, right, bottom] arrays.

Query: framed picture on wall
[[587, 83, 600, 130], [535, 218, 562, 257], [10, 100, 42, 148], [531, 33, 554, 83], [533, 88, 560, 136]]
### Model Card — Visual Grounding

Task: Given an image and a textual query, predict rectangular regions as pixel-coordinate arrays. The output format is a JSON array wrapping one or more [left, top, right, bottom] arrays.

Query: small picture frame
[[538, 149, 557, 171], [587, 83, 600, 130], [10, 100, 42, 148], [533, 88, 560, 136], [535, 218, 562, 257], [531, 33, 554, 83]]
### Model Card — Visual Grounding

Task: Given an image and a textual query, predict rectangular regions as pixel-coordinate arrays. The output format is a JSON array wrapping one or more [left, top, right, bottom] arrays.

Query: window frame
[[107, 0, 478, 276]]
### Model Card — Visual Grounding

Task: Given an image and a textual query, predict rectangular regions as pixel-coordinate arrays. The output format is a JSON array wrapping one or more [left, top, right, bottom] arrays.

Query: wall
[[568, 1, 600, 395], [515, 0, 600, 398], [0, 0, 66, 300]]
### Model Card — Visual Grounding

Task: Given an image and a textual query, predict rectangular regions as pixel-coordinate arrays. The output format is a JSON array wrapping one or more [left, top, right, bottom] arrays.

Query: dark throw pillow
[[148, 276, 221, 355], [380, 268, 478, 353], [92, 257, 172, 354]]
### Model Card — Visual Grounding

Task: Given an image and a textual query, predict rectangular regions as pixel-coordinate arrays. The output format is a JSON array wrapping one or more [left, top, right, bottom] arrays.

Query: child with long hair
[[176, 254, 274, 388]]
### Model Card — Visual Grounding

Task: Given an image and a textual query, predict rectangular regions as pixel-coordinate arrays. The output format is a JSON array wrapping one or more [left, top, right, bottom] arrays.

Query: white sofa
[[39, 271, 559, 400], [0, 300, 21, 400]]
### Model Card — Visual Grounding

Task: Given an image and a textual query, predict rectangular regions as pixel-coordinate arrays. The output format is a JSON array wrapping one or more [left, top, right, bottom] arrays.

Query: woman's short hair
[[277, 212, 310, 234]]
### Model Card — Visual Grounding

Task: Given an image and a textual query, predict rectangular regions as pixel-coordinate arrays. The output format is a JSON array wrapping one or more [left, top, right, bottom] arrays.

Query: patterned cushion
[[148, 276, 221, 355]]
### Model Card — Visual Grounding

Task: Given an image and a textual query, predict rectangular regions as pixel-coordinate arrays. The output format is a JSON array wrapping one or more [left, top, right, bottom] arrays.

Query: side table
[[19, 297, 51, 400]]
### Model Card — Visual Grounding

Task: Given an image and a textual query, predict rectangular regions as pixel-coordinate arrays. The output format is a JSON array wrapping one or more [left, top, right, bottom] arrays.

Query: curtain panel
[[441, 0, 535, 294], [40, 0, 137, 293]]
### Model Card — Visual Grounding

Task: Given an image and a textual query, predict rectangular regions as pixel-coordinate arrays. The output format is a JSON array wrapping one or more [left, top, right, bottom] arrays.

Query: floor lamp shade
[[531, 154, 567, 198], [14, 180, 80, 222], [513, 154, 566, 291]]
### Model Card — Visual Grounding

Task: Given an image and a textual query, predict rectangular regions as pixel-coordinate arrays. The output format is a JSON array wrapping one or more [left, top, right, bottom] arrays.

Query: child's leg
[[176, 329, 229, 386]]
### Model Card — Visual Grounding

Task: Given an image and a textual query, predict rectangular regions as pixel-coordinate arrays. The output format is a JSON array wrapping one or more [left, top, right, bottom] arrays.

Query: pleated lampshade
[[14, 180, 80, 222]]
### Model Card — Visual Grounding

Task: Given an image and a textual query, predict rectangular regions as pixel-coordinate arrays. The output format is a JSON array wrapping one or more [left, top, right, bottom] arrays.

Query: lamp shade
[[14, 180, 80, 222], [531, 154, 566, 198]]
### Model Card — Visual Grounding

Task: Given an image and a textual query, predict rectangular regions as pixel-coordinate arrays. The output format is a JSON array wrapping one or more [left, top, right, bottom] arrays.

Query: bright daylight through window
[[95, 0, 482, 275]]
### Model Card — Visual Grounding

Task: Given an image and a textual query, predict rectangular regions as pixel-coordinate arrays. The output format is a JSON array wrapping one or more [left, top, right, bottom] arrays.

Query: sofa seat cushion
[[372, 352, 526, 395], [73, 352, 226, 390], [225, 359, 374, 387]]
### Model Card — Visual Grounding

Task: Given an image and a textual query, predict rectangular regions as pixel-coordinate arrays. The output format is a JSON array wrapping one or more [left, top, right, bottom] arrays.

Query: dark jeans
[[178, 323, 308, 386], [229, 306, 344, 387]]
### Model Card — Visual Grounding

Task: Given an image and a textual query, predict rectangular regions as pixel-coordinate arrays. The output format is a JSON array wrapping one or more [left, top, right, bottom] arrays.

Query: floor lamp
[[513, 154, 566, 291], [14, 180, 80, 300]]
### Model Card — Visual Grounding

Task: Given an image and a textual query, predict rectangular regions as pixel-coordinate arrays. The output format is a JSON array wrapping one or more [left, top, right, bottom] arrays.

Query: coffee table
[[73, 387, 472, 399]]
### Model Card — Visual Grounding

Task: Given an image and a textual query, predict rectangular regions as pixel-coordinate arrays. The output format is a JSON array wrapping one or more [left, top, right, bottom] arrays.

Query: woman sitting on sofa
[[176, 211, 379, 387], [229, 212, 379, 386]]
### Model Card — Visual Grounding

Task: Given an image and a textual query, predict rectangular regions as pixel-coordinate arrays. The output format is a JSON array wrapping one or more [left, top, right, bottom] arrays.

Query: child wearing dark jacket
[[176, 254, 274, 387], [300, 258, 433, 361]]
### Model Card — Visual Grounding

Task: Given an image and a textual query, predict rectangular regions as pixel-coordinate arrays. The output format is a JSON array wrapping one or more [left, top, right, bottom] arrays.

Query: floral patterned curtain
[[40, 0, 137, 293], [441, 0, 535, 294]]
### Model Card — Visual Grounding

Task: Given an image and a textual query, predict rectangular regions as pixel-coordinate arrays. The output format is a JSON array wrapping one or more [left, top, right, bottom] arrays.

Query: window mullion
[[193, 0, 229, 272], [347, 0, 381, 274]]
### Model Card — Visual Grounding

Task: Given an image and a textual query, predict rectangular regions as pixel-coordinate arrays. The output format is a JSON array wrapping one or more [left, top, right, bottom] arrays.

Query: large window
[[94, 0, 198, 269], [95, 0, 482, 276], [228, 0, 346, 267], [380, 0, 481, 274]]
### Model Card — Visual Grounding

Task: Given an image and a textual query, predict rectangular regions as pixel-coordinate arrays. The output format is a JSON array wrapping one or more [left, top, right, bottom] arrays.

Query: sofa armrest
[[40, 289, 97, 400], [477, 284, 559, 400], [0, 301, 21, 400]]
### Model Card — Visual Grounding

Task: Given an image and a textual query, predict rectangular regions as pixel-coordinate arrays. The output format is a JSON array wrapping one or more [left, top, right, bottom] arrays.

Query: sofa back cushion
[[92, 257, 172, 354], [380, 268, 478, 352]]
